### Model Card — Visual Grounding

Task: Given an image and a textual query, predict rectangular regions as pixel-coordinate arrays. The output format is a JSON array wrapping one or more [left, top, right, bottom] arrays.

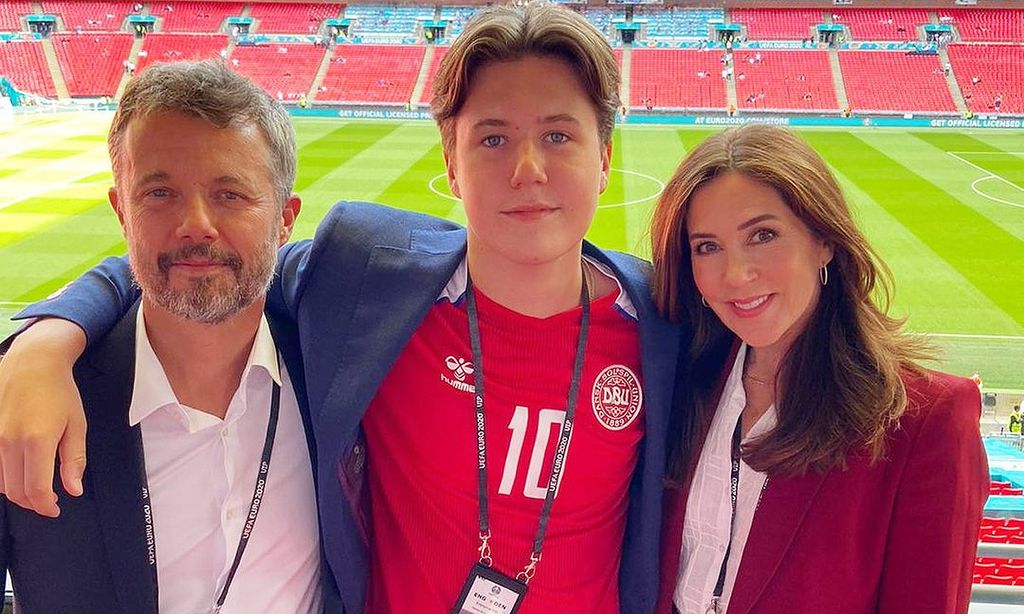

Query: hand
[[0, 319, 88, 517]]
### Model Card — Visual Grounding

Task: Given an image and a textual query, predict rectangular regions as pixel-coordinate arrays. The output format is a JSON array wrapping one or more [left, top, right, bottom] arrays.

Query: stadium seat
[[42, 2, 135, 32], [830, 9, 929, 41], [437, 6, 479, 39], [135, 33, 229, 72], [733, 50, 837, 112], [52, 33, 132, 97], [249, 2, 340, 35], [730, 9, 823, 40], [935, 9, 1024, 43], [984, 574, 1015, 586], [318, 44, 425, 104], [635, 7, 724, 40], [839, 51, 956, 114], [229, 43, 326, 102], [950, 45, 1024, 116], [0, 1, 37, 31], [154, 2, 244, 34], [416, 45, 449, 105], [343, 4, 432, 37], [630, 49, 727, 111], [0, 40, 56, 97]]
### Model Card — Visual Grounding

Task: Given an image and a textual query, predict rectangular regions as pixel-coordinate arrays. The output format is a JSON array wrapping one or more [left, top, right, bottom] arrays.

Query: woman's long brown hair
[[650, 125, 931, 480]]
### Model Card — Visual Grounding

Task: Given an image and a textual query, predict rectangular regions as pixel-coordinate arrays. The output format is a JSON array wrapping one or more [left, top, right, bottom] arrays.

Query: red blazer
[[656, 364, 988, 614]]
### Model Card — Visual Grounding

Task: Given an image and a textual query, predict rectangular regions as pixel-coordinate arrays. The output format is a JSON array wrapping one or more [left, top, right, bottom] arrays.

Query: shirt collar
[[435, 255, 638, 320], [128, 305, 281, 427]]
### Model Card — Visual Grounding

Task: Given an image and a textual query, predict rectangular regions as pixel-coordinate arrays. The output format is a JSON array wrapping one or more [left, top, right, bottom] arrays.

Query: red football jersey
[[362, 280, 644, 613]]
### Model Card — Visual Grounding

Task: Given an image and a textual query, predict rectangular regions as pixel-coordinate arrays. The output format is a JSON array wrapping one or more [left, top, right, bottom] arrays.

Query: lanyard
[[465, 267, 590, 584], [707, 415, 743, 614], [137, 375, 282, 612]]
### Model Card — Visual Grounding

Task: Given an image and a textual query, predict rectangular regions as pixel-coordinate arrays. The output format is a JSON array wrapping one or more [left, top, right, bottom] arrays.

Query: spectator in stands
[[1010, 405, 1022, 434], [650, 124, 987, 614], [0, 60, 327, 613], [993, 93, 1003, 112], [0, 4, 677, 614]]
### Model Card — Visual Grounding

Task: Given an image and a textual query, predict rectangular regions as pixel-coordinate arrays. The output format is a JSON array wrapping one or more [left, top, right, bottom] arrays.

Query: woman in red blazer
[[649, 124, 988, 614]]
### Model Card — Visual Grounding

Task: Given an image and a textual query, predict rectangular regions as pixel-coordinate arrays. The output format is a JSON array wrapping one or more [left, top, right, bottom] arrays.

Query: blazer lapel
[[77, 302, 158, 614], [727, 469, 829, 614], [317, 227, 466, 458]]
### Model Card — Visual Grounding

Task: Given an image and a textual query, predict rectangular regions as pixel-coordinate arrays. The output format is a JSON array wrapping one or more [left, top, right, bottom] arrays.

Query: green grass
[[1, 113, 1022, 389]]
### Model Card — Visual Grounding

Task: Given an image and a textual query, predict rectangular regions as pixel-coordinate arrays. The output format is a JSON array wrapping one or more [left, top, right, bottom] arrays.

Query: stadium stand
[[318, 44, 424, 104], [153, 1, 244, 34], [437, 6, 477, 39], [134, 33, 229, 72], [638, 7, 724, 40], [729, 9, 823, 41], [630, 49, 726, 110], [0, 1, 34, 32], [343, 4, 432, 36], [417, 44, 449, 105], [734, 50, 837, 112], [830, 8, 929, 41], [52, 33, 132, 97], [248, 2, 340, 35], [230, 43, 325, 101], [839, 51, 956, 114], [0, 40, 56, 96], [581, 6, 616, 38], [42, 2, 136, 32], [948, 44, 1023, 115], [936, 8, 1024, 43]]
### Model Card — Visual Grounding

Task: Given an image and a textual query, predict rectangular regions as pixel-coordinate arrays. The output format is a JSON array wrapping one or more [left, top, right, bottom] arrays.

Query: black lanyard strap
[[466, 265, 591, 585], [138, 366, 282, 612], [708, 415, 743, 614]]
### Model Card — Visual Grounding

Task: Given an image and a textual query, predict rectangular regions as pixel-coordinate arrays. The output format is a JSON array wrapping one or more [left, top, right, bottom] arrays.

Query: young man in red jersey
[[0, 3, 680, 613]]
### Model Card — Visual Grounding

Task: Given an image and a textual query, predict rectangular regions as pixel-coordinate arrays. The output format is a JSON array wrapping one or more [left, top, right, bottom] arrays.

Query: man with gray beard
[[0, 61, 328, 613]]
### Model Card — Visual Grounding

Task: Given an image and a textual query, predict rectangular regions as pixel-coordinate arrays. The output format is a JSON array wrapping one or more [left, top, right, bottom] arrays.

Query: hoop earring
[[701, 295, 710, 308], [819, 264, 829, 286]]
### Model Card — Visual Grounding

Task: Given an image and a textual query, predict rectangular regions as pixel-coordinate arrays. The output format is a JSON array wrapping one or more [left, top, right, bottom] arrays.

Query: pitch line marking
[[945, 151, 1024, 209], [427, 168, 665, 209]]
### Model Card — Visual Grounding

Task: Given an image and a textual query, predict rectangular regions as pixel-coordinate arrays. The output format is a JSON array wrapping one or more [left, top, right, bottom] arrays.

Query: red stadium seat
[[52, 33, 132, 97], [630, 49, 727, 111], [416, 46, 450, 105], [839, 51, 956, 113], [830, 9, 929, 41], [730, 9, 823, 40], [935, 9, 1024, 43], [318, 45, 425, 105], [0, 1, 35, 31], [984, 575, 1015, 586], [249, 2, 340, 35], [733, 50, 837, 112], [0, 41, 56, 97]]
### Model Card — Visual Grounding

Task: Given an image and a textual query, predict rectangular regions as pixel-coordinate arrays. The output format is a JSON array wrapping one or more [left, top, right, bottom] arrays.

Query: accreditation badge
[[450, 563, 527, 614]]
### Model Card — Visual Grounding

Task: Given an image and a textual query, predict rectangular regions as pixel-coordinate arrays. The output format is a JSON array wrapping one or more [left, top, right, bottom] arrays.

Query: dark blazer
[[0, 303, 328, 613], [17, 202, 684, 614], [655, 349, 989, 614]]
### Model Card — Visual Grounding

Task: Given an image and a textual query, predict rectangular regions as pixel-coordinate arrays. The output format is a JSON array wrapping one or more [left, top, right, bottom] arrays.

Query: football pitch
[[1, 112, 1022, 388]]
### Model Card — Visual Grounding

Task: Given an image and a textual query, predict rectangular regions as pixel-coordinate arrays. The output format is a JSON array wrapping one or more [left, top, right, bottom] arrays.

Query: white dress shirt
[[130, 306, 321, 614], [674, 344, 777, 614]]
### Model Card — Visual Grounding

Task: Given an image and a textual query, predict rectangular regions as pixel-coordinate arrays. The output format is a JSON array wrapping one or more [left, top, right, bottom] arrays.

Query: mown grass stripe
[[804, 131, 1024, 327]]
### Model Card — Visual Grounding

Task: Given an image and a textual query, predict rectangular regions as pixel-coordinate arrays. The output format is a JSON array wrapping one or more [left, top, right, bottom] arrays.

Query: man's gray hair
[[108, 60, 297, 205]]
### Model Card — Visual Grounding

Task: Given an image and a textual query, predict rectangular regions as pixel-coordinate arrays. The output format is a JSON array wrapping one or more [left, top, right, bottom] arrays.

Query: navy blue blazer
[[0, 303, 331, 613], [16, 201, 682, 614]]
